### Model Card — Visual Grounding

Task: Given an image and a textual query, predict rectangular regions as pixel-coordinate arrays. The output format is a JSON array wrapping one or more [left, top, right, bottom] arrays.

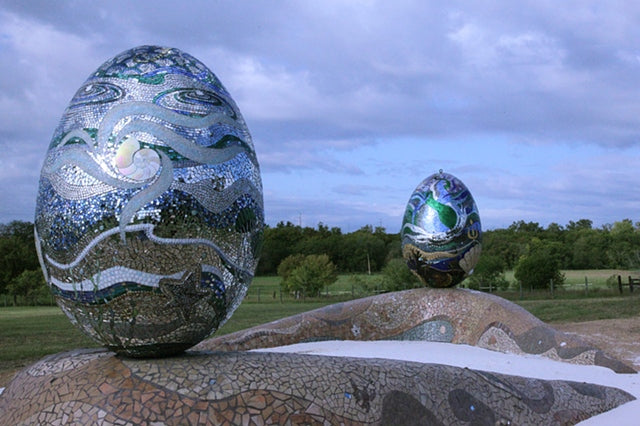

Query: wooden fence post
[[629, 276, 634, 293], [550, 279, 554, 298], [584, 276, 588, 296], [519, 281, 523, 300], [618, 275, 623, 294]]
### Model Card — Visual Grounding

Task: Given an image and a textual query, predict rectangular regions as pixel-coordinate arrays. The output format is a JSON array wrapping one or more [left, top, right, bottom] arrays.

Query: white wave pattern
[[402, 223, 451, 244], [171, 178, 262, 214], [44, 223, 253, 278], [41, 102, 253, 240], [50, 266, 185, 292]]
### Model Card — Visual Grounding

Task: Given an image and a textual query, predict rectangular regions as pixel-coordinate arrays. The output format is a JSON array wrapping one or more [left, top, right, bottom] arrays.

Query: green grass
[[502, 269, 636, 288], [0, 306, 98, 376], [517, 295, 640, 323], [217, 301, 337, 334], [242, 274, 384, 303], [1, 270, 639, 386], [0, 301, 340, 385]]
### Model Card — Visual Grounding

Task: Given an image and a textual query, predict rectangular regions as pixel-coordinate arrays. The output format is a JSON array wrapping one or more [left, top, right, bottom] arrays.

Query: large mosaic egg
[[34, 46, 264, 357], [401, 171, 481, 288]]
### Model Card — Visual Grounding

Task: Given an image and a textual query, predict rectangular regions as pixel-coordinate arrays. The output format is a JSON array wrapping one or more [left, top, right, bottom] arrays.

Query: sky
[[0, 1, 638, 232]]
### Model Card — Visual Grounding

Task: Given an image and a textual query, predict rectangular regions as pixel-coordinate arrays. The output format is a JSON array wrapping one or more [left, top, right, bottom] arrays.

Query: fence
[[479, 274, 640, 300], [618, 275, 640, 294], [242, 286, 373, 304], [3, 274, 640, 307]]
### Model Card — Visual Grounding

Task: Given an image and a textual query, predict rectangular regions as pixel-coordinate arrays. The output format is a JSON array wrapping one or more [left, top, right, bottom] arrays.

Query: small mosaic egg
[[401, 171, 481, 287], [34, 46, 264, 357]]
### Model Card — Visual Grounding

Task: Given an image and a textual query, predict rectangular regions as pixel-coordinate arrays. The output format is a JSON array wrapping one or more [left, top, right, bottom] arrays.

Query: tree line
[[482, 219, 640, 271], [1, 218, 639, 303], [259, 218, 640, 275], [0, 221, 44, 304]]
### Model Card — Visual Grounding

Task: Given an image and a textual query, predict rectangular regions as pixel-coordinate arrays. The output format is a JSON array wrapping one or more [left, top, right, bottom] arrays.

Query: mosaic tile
[[0, 348, 633, 425], [401, 171, 481, 287], [2, 282, 637, 424], [196, 288, 636, 373], [34, 46, 263, 357]]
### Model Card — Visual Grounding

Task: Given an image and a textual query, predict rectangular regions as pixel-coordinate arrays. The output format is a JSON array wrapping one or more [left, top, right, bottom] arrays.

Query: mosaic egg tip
[[400, 171, 481, 288], [35, 45, 264, 357]]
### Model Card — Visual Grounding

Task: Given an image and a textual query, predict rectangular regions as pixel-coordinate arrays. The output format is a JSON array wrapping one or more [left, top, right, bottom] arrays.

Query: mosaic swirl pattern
[[34, 46, 264, 357], [1, 290, 636, 424], [0, 349, 633, 425], [196, 288, 636, 374], [401, 171, 481, 287]]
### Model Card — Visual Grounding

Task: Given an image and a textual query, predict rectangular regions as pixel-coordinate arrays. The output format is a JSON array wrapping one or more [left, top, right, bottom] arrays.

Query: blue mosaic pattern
[[34, 46, 263, 357], [389, 319, 455, 342], [401, 171, 481, 287]]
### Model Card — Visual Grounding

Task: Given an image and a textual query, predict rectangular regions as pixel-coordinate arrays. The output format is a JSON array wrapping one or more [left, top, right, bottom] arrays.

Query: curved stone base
[[2, 288, 637, 424], [196, 288, 636, 373], [0, 348, 633, 425]]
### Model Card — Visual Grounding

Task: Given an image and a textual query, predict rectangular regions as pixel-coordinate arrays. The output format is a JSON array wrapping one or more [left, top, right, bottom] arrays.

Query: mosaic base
[[1, 289, 636, 424], [0, 348, 633, 425], [197, 288, 636, 374]]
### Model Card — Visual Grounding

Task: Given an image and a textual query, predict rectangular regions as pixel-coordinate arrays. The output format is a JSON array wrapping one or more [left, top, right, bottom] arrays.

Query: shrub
[[467, 255, 509, 291], [348, 274, 380, 295], [6, 269, 47, 305], [278, 254, 338, 296], [606, 274, 619, 289], [276, 254, 305, 282], [380, 258, 421, 292], [514, 251, 565, 290]]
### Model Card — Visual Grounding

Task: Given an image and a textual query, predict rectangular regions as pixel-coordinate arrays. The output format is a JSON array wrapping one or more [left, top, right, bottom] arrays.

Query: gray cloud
[[0, 1, 638, 229]]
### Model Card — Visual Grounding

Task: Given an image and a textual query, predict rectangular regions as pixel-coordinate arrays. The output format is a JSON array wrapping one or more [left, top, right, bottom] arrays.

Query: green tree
[[337, 227, 386, 273], [276, 254, 306, 283], [6, 269, 47, 305], [0, 220, 35, 241], [566, 219, 593, 232], [571, 229, 609, 269], [514, 249, 565, 291], [480, 229, 526, 269], [384, 233, 402, 262], [607, 219, 640, 269], [280, 254, 338, 296], [508, 220, 544, 235], [257, 222, 304, 275], [0, 221, 39, 295], [467, 255, 509, 291], [348, 274, 381, 295], [380, 258, 421, 292]]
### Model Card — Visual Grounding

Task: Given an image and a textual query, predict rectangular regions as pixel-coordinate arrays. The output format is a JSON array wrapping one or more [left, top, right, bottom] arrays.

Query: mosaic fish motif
[[34, 46, 264, 357], [401, 171, 481, 287]]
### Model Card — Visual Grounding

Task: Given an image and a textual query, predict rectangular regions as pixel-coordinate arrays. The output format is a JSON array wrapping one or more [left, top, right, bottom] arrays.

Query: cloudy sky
[[0, 1, 638, 232]]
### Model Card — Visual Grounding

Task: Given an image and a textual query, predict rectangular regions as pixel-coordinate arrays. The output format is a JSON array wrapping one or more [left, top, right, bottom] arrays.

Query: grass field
[[243, 274, 384, 303], [0, 301, 340, 386], [1, 270, 639, 387], [503, 269, 636, 288], [245, 270, 640, 302]]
